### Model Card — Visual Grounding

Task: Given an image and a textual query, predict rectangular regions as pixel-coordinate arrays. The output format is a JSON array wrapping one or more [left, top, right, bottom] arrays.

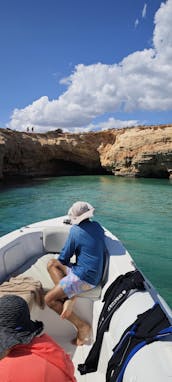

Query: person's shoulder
[[70, 224, 80, 234], [32, 333, 65, 352], [92, 220, 105, 233], [92, 220, 102, 228]]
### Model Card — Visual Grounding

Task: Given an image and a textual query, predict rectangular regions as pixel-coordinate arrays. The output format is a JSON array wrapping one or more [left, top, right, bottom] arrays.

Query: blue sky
[[0, 0, 172, 132]]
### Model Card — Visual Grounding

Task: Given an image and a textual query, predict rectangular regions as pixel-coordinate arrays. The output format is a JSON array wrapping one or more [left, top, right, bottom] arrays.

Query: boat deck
[[0, 219, 172, 381]]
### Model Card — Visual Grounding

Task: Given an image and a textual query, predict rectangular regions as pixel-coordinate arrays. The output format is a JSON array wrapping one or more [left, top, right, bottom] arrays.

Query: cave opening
[[137, 166, 170, 179], [51, 159, 110, 176]]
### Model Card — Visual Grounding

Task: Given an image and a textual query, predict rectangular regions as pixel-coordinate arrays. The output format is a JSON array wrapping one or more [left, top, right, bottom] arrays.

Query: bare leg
[[69, 311, 92, 346], [45, 284, 92, 346], [47, 259, 77, 317], [47, 258, 67, 284], [61, 296, 77, 319]]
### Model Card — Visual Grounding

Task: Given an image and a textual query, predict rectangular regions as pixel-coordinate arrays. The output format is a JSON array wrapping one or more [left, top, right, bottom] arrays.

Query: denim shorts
[[59, 266, 95, 298]]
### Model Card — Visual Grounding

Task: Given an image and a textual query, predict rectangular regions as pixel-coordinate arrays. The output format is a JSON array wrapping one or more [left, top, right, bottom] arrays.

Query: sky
[[0, 0, 172, 133]]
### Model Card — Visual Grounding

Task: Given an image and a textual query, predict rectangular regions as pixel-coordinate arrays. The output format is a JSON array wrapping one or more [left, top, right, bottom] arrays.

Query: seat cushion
[[43, 226, 71, 253], [21, 254, 56, 291], [21, 254, 102, 300]]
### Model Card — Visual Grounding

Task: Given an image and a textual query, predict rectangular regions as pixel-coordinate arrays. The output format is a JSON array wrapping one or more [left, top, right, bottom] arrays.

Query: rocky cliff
[[0, 125, 172, 180]]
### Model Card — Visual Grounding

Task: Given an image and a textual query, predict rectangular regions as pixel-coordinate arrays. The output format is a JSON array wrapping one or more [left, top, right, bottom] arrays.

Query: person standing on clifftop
[[45, 201, 106, 346]]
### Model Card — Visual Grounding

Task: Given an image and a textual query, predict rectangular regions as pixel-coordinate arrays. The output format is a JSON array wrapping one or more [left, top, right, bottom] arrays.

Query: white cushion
[[21, 254, 56, 291], [21, 254, 102, 300], [43, 226, 71, 253]]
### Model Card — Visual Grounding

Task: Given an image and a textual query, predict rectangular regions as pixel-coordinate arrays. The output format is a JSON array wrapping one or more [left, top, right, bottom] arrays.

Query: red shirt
[[0, 333, 76, 382]]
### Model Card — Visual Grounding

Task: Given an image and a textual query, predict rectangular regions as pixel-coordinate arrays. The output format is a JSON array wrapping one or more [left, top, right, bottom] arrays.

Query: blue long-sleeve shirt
[[58, 220, 106, 286]]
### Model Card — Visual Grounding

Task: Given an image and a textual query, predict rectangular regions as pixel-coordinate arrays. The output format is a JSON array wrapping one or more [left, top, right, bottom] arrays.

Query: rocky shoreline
[[0, 125, 172, 180]]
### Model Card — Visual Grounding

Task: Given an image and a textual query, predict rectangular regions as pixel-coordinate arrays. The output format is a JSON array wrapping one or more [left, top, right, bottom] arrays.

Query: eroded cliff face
[[0, 125, 172, 180], [99, 125, 172, 178]]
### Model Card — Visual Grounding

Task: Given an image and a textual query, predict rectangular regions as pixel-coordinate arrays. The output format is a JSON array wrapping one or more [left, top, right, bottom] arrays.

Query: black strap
[[106, 303, 172, 382], [78, 269, 145, 375]]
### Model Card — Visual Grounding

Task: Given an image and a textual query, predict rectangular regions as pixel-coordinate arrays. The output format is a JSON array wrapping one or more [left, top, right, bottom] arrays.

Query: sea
[[0, 175, 172, 308]]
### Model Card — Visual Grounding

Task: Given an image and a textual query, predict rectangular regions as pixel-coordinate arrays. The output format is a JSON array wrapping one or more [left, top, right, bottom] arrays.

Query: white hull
[[0, 217, 172, 381]]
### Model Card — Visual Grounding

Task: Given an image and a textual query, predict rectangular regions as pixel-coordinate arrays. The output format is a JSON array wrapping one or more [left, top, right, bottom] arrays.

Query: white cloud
[[142, 3, 147, 18], [95, 118, 139, 131], [134, 18, 139, 28], [134, 3, 147, 30], [63, 118, 139, 133], [8, 0, 172, 133]]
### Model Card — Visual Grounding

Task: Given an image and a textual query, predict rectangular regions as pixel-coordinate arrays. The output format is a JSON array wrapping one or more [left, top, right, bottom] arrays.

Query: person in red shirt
[[0, 294, 76, 382]]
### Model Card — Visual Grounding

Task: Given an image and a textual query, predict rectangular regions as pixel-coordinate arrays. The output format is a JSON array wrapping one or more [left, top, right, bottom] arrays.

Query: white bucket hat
[[68, 201, 95, 225]]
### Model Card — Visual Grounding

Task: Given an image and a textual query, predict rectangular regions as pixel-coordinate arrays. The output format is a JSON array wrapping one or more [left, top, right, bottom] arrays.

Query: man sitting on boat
[[45, 201, 106, 346]]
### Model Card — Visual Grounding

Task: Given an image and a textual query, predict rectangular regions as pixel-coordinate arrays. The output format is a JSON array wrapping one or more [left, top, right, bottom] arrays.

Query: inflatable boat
[[0, 216, 171, 381]]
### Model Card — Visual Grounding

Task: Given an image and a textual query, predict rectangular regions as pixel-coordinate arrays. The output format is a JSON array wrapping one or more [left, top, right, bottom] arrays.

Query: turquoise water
[[0, 175, 172, 307]]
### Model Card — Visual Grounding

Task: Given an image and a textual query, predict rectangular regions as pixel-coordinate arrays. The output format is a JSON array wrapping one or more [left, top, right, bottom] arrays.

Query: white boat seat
[[21, 254, 103, 300], [43, 226, 71, 254], [21, 254, 56, 291]]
